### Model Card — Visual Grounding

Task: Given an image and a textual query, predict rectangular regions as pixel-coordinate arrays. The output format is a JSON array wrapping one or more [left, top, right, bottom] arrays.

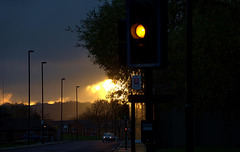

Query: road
[[5, 140, 120, 152]]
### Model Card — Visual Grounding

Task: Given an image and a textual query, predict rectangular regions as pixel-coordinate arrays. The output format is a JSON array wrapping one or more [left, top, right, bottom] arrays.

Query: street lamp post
[[41, 61, 47, 144], [60, 78, 65, 141], [28, 50, 34, 144], [76, 86, 79, 140]]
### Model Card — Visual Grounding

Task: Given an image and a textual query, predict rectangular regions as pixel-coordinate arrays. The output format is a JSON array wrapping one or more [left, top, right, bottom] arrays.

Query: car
[[102, 132, 115, 142]]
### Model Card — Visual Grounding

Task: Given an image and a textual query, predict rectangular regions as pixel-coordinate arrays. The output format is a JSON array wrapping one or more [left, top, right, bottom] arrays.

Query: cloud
[[85, 79, 125, 101], [47, 97, 71, 105], [0, 91, 13, 104]]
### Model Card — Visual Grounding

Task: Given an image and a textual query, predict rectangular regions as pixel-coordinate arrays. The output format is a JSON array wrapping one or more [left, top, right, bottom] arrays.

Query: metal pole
[[2, 73, 4, 104], [125, 119, 128, 150], [28, 50, 34, 144], [130, 97, 135, 152], [41, 62, 47, 144], [76, 85, 79, 140], [1, 73, 4, 123], [61, 78, 65, 141], [144, 69, 154, 152], [185, 0, 194, 152]]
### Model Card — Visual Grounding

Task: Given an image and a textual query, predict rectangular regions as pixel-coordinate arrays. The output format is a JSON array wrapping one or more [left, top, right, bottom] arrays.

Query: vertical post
[[144, 69, 155, 152], [125, 119, 128, 150], [76, 85, 79, 140], [2, 73, 4, 104], [41, 62, 47, 144], [144, 69, 153, 121], [131, 98, 135, 152], [28, 50, 34, 144], [1, 73, 4, 123], [61, 78, 65, 141], [185, 0, 194, 152]]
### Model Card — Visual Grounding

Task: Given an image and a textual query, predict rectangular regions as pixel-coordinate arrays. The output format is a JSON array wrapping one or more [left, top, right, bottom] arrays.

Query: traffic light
[[126, 0, 168, 68]]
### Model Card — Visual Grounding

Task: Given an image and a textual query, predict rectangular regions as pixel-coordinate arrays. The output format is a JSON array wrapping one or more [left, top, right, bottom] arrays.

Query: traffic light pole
[[185, 0, 194, 152], [145, 69, 153, 121], [130, 98, 135, 152], [125, 0, 168, 151], [125, 119, 128, 150], [144, 69, 156, 152]]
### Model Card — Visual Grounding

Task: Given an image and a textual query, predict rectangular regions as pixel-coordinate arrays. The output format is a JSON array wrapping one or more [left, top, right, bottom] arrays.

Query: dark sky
[[0, 0, 109, 104]]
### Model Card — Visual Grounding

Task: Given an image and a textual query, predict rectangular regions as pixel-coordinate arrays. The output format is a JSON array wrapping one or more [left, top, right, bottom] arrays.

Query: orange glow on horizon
[[30, 101, 37, 106], [0, 93, 13, 105], [86, 79, 126, 101], [0, 79, 126, 105], [48, 101, 55, 104]]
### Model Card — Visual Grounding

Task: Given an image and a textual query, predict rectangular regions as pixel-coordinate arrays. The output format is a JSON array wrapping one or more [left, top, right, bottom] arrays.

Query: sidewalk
[[115, 140, 131, 152], [115, 140, 146, 152]]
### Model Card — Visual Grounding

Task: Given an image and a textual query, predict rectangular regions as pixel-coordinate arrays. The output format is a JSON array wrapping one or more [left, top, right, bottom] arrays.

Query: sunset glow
[[47, 97, 70, 104], [0, 93, 13, 104], [0, 79, 126, 105], [86, 79, 125, 100], [48, 101, 55, 104]]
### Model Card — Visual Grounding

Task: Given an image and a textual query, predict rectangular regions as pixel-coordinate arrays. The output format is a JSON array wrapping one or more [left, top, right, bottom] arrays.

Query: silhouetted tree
[[157, 0, 240, 119], [82, 100, 109, 137], [0, 103, 41, 123], [81, 99, 129, 137], [70, 0, 240, 119]]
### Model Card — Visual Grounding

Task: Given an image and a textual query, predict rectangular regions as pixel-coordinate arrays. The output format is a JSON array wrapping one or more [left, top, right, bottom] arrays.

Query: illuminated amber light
[[136, 24, 145, 38], [131, 23, 146, 39]]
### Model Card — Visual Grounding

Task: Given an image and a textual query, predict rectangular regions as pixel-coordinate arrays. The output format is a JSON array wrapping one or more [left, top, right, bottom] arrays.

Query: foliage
[[81, 99, 129, 136], [67, 0, 137, 101], [68, 0, 128, 79], [0, 103, 41, 122], [192, 0, 240, 118], [70, 0, 240, 119]]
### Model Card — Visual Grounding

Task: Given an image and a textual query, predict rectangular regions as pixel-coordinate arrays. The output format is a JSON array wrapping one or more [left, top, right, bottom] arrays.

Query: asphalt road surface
[[5, 140, 120, 152]]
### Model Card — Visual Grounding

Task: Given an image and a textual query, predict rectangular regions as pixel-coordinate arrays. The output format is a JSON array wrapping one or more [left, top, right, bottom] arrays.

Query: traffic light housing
[[126, 0, 168, 68]]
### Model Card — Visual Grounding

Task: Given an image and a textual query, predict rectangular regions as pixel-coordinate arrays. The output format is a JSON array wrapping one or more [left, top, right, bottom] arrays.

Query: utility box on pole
[[141, 120, 154, 144]]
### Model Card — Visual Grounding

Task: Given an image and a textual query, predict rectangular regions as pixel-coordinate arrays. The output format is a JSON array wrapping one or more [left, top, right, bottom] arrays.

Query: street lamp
[[76, 85, 79, 140], [41, 61, 47, 144], [60, 78, 65, 141], [28, 50, 34, 144], [76, 86, 79, 121]]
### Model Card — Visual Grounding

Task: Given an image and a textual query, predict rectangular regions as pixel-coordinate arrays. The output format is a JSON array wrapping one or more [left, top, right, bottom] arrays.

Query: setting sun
[[95, 85, 101, 90], [86, 79, 125, 101], [102, 79, 116, 92]]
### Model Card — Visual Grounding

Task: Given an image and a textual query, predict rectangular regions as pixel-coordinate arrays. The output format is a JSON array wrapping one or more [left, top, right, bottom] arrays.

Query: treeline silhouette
[[0, 101, 91, 122], [32, 101, 91, 121]]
